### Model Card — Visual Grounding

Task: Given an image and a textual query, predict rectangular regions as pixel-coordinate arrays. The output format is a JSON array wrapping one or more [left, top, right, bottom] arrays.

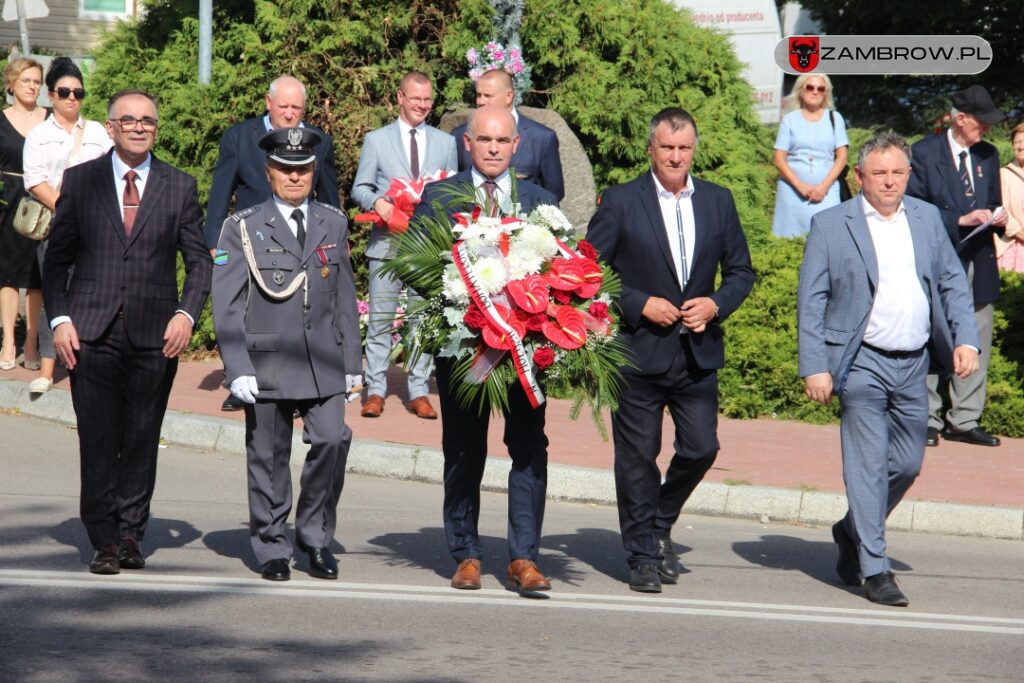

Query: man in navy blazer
[[44, 90, 212, 574], [799, 132, 978, 606], [205, 75, 339, 411], [907, 85, 1007, 448], [412, 106, 558, 595], [451, 68, 564, 201], [586, 107, 755, 593]]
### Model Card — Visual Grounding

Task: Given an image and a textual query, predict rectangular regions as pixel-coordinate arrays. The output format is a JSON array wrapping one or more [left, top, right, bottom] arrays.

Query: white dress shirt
[[397, 118, 427, 174], [652, 170, 696, 289], [471, 168, 513, 214], [111, 150, 152, 214], [272, 195, 310, 238], [22, 114, 112, 191], [947, 128, 975, 190], [861, 197, 930, 351]]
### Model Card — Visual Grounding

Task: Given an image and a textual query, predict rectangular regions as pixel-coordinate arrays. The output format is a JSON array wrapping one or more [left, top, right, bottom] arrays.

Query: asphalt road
[[1, 412, 1022, 682]]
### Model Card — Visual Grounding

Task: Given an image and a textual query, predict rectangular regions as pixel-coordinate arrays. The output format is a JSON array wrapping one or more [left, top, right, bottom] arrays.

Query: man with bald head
[[451, 68, 564, 200], [205, 75, 340, 411], [413, 105, 558, 595]]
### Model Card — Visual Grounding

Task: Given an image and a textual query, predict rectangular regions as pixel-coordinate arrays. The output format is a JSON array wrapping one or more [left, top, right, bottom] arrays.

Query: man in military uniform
[[212, 128, 362, 582]]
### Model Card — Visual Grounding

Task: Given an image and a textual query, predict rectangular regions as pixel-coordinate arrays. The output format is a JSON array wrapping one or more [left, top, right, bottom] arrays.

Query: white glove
[[345, 374, 364, 403], [229, 375, 260, 404]]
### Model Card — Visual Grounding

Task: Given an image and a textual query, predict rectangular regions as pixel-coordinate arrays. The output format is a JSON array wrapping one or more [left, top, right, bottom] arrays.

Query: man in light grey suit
[[351, 71, 458, 420], [212, 128, 362, 582], [798, 132, 979, 607]]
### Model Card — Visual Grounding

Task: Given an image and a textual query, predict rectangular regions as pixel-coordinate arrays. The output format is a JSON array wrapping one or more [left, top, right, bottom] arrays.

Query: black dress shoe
[[118, 537, 145, 570], [831, 521, 862, 586], [261, 558, 291, 581], [296, 539, 338, 580], [941, 426, 1000, 447], [629, 564, 662, 593], [90, 544, 120, 575], [926, 427, 939, 447], [863, 571, 909, 606], [221, 393, 244, 412], [655, 537, 681, 584]]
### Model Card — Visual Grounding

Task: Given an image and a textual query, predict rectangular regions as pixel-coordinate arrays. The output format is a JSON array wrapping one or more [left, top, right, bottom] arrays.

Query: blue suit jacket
[[907, 132, 1002, 306], [452, 113, 565, 201], [203, 115, 339, 247], [797, 195, 979, 392], [585, 171, 755, 374]]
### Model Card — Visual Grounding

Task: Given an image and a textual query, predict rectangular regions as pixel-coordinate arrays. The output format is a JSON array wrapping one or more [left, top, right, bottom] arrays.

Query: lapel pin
[[256, 231, 265, 241]]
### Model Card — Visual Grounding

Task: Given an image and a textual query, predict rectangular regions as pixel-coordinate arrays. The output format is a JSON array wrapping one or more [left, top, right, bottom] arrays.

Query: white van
[[671, 0, 784, 124]]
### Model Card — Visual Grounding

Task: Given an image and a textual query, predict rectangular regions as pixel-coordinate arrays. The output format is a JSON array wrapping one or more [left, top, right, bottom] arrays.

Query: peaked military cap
[[259, 127, 322, 166]]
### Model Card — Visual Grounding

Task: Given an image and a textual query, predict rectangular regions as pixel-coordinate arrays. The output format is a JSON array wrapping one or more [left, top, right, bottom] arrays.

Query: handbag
[[12, 123, 86, 241], [828, 110, 853, 202]]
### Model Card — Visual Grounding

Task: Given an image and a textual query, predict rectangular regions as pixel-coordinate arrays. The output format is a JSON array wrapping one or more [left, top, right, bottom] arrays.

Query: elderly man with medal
[[212, 127, 363, 582]]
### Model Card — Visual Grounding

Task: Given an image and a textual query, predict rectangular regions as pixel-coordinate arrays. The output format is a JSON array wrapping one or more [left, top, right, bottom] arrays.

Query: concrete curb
[[3, 378, 1021, 541]]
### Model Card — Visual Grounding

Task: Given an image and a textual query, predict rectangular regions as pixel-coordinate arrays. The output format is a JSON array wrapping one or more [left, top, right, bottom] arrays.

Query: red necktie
[[123, 170, 140, 235]]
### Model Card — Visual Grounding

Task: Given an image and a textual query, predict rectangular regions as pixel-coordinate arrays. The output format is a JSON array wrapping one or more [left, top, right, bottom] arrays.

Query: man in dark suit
[[799, 132, 978, 606], [586, 107, 755, 593], [451, 68, 564, 201], [205, 75, 340, 412], [907, 85, 1007, 448], [212, 128, 362, 582], [43, 89, 212, 574], [412, 105, 558, 594]]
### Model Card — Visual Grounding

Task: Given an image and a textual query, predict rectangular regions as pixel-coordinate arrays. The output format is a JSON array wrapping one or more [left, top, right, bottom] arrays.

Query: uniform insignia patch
[[213, 249, 228, 266], [272, 269, 285, 285]]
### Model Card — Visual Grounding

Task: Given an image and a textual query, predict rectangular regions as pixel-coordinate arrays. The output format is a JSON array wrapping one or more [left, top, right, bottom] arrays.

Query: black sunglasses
[[55, 87, 85, 100]]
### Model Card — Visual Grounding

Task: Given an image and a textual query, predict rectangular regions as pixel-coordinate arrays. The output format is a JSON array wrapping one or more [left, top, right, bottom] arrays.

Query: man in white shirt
[[798, 132, 979, 606]]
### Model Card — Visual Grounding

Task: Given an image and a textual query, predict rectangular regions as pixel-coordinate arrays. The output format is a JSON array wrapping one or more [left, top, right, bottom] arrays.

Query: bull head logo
[[789, 37, 820, 73]]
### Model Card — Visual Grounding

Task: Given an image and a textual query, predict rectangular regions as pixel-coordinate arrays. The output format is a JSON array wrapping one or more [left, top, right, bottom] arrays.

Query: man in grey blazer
[[798, 132, 979, 607], [351, 71, 458, 420], [212, 128, 362, 582]]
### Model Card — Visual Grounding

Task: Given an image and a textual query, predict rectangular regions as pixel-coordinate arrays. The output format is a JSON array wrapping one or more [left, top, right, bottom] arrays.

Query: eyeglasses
[[109, 116, 159, 132], [55, 87, 85, 100], [400, 92, 434, 106], [804, 84, 827, 94]]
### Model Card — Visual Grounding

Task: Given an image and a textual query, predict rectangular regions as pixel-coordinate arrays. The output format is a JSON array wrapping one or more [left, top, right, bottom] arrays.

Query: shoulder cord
[[239, 217, 308, 309]]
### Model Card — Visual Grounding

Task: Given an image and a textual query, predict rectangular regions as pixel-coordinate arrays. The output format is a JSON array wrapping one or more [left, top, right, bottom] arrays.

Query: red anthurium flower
[[545, 258, 586, 291], [575, 258, 603, 298], [542, 305, 588, 350], [480, 304, 527, 350], [506, 274, 550, 314]]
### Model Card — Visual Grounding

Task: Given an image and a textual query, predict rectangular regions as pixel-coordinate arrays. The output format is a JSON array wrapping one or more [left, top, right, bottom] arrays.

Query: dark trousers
[[435, 357, 548, 563], [612, 339, 719, 568], [244, 393, 351, 565], [70, 316, 177, 550]]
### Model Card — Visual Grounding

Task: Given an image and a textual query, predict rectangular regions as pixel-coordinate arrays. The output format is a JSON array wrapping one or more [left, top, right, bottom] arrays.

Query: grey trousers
[[244, 393, 351, 565], [365, 257, 432, 399], [926, 301, 992, 431], [838, 345, 928, 578]]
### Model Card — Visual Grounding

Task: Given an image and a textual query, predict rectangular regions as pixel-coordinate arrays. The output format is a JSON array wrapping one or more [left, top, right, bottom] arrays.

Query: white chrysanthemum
[[530, 204, 574, 236], [441, 264, 470, 304], [513, 223, 559, 259], [473, 256, 509, 294], [506, 247, 545, 279]]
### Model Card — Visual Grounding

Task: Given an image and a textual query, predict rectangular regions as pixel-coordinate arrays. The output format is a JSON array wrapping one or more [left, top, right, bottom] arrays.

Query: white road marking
[[1, 569, 1021, 635]]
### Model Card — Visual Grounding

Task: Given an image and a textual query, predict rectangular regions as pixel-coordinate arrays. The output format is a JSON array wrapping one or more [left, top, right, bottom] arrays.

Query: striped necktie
[[958, 151, 976, 210]]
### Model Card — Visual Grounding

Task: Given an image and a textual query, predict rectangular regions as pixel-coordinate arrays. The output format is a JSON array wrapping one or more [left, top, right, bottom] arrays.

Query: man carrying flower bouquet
[[410, 105, 559, 594], [352, 71, 458, 420], [587, 107, 755, 593]]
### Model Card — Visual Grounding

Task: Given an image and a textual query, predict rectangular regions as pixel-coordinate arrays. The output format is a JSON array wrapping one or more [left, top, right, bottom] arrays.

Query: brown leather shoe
[[361, 394, 385, 418], [407, 396, 438, 419], [507, 559, 551, 592], [451, 558, 481, 589]]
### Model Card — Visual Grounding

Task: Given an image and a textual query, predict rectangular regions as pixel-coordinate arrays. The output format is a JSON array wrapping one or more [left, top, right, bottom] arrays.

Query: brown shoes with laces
[[361, 394, 385, 418], [506, 559, 551, 592], [407, 396, 438, 419], [451, 558, 482, 589]]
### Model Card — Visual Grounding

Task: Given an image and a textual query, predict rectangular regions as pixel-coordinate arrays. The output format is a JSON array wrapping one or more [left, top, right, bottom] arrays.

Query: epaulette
[[229, 205, 261, 222], [313, 201, 346, 218]]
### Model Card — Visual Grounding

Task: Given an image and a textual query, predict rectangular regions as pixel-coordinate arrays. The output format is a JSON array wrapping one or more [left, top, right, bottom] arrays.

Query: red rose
[[552, 289, 572, 305], [533, 346, 555, 370], [576, 240, 598, 260], [525, 313, 547, 332], [463, 305, 488, 329], [588, 302, 609, 319]]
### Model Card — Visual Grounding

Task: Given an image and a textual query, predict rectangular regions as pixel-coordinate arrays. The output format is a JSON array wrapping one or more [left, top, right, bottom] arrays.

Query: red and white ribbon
[[452, 239, 545, 409]]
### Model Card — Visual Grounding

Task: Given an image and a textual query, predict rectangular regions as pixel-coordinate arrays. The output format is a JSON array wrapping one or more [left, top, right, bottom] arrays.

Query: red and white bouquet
[[384, 184, 629, 425], [354, 169, 451, 233]]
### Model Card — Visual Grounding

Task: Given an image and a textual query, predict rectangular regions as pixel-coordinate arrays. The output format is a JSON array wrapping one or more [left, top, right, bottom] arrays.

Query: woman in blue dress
[[771, 74, 849, 238]]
